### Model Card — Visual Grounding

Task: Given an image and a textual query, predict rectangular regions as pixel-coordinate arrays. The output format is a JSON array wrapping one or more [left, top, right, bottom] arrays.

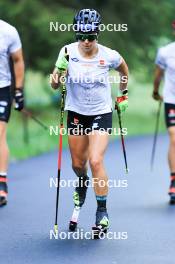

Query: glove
[[115, 89, 128, 113], [55, 54, 69, 72], [14, 88, 24, 111]]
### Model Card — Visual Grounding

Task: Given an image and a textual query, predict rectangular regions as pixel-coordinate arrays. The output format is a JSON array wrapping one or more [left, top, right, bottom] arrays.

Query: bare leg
[[167, 127, 175, 203], [0, 121, 9, 205], [168, 127, 175, 173], [68, 134, 89, 229], [68, 134, 89, 175], [88, 131, 109, 196], [0, 121, 9, 172], [89, 131, 110, 229]]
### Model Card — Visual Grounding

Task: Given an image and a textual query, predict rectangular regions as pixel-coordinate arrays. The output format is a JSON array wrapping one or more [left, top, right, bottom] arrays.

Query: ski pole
[[150, 100, 162, 171], [116, 107, 129, 174], [54, 47, 69, 234], [21, 108, 48, 131]]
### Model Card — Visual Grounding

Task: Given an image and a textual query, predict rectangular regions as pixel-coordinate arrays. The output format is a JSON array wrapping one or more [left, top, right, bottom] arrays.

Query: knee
[[72, 161, 87, 177], [89, 157, 102, 172]]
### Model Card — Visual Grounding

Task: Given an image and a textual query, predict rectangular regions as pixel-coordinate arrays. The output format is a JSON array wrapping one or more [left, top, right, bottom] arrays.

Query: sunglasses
[[76, 33, 98, 42]]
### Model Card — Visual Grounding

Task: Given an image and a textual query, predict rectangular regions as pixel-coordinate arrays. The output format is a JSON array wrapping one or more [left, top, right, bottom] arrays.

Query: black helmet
[[73, 9, 101, 33]]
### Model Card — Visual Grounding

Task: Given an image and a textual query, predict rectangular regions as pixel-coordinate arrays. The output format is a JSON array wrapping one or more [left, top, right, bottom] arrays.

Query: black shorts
[[0, 86, 12, 123], [165, 103, 175, 128], [67, 111, 112, 136]]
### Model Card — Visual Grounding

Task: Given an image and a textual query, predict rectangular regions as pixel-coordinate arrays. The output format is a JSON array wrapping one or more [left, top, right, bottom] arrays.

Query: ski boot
[[69, 175, 89, 231], [169, 178, 175, 205], [0, 176, 8, 207], [92, 208, 109, 239]]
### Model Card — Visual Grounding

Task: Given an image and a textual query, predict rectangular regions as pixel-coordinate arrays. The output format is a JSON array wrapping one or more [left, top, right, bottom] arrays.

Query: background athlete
[[0, 19, 25, 206], [51, 9, 129, 232], [153, 20, 175, 204]]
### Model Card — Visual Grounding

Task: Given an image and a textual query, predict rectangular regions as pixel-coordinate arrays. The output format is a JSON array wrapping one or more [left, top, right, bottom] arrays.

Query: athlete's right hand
[[152, 91, 163, 101], [55, 55, 69, 72]]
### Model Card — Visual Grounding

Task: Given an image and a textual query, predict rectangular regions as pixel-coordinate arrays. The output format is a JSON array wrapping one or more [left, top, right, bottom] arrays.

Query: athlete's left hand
[[14, 88, 24, 111], [115, 95, 128, 113]]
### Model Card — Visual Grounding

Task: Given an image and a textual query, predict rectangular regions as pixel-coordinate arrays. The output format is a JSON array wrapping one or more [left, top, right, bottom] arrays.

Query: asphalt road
[[0, 134, 174, 264]]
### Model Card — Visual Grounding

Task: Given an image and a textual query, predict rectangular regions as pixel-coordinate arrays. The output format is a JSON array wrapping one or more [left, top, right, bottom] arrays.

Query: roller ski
[[69, 175, 89, 231], [0, 176, 8, 207], [169, 177, 175, 205], [92, 209, 109, 239]]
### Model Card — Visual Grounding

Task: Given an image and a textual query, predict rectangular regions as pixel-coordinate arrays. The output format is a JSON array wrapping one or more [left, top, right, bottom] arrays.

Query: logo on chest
[[97, 59, 107, 68], [71, 57, 79, 62]]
